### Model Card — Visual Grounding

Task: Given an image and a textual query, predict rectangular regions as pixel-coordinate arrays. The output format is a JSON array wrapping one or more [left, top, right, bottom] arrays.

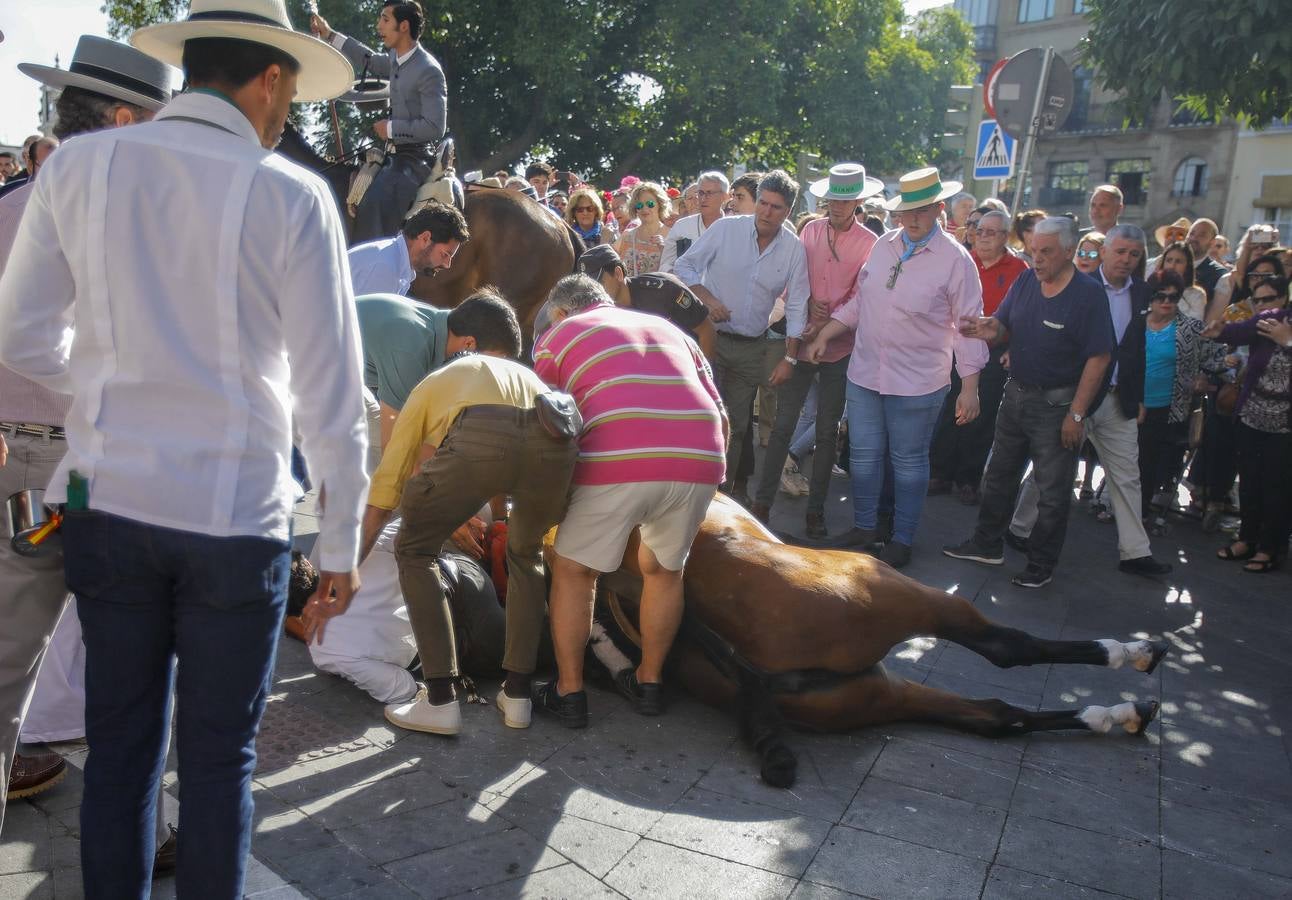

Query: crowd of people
[[1, 0, 1290, 896]]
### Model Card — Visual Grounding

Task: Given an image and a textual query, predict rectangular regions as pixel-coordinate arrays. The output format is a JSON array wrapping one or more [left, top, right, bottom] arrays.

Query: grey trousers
[[715, 332, 773, 488], [755, 357, 849, 515], [0, 430, 71, 834], [1011, 391, 1152, 560]]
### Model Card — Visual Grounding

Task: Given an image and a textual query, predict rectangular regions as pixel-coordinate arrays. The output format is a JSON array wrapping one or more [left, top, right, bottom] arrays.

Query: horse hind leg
[[865, 676, 1159, 738], [921, 590, 1168, 673]]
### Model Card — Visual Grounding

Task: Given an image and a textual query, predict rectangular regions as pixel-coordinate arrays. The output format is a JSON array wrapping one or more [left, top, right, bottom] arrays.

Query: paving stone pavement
[[3, 468, 1290, 899]]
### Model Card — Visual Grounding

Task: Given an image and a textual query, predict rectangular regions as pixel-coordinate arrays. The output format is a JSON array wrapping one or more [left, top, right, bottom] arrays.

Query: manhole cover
[[256, 699, 372, 774]]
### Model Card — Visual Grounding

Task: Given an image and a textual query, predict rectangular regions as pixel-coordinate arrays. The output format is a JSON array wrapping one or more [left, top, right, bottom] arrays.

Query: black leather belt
[[0, 422, 66, 439], [1010, 379, 1073, 393]]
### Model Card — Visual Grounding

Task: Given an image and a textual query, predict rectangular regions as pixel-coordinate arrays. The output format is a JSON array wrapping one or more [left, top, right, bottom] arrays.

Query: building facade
[[952, 0, 1262, 247]]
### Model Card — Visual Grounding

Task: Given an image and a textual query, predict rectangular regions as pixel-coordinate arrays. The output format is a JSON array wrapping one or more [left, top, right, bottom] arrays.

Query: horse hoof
[[1143, 641, 1170, 675], [760, 744, 798, 788], [1129, 700, 1160, 734]]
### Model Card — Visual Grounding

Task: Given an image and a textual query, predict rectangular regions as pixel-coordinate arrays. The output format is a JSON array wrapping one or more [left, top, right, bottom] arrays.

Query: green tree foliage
[[103, 0, 974, 181], [1082, 0, 1292, 124]]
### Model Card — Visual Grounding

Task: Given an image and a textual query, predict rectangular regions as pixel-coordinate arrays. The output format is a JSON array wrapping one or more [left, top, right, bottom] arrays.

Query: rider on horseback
[[311, 1, 447, 241]]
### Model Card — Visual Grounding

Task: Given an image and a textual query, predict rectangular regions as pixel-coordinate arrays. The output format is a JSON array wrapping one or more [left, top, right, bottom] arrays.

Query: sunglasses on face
[[572, 205, 597, 213], [1076, 249, 1100, 259], [1248, 271, 1275, 280], [1151, 291, 1180, 303], [635, 200, 657, 210]]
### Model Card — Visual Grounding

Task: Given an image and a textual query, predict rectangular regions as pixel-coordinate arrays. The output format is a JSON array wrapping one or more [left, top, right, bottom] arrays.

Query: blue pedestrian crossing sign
[[974, 119, 1015, 180]]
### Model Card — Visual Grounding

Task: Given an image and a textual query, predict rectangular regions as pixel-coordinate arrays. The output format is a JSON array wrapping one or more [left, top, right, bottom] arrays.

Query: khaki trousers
[[395, 407, 577, 679], [0, 430, 71, 833]]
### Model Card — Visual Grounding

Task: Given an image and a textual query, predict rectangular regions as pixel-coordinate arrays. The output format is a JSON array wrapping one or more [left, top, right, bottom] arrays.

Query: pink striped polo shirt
[[534, 304, 725, 486]]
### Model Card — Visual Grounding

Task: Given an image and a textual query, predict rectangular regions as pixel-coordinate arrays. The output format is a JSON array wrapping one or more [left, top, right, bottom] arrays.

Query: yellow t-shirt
[[368, 354, 548, 509]]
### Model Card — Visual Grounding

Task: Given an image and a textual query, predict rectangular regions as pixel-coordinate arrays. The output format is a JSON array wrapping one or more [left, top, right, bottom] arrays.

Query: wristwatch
[[1070, 411, 1084, 423], [782, 355, 798, 366]]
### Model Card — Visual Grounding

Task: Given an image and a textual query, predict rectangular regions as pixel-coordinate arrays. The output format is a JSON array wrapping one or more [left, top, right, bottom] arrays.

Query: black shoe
[[1003, 530, 1031, 554], [532, 681, 588, 728], [829, 526, 881, 550], [942, 538, 1004, 566], [613, 669, 662, 716], [1011, 564, 1053, 588], [1119, 556, 1172, 578], [153, 825, 178, 877], [805, 512, 828, 540], [879, 541, 912, 569]]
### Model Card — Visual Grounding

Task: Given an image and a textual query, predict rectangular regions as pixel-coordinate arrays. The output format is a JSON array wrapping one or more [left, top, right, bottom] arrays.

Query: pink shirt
[[0, 182, 73, 425], [833, 226, 987, 396], [534, 304, 725, 486], [799, 217, 877, 363]]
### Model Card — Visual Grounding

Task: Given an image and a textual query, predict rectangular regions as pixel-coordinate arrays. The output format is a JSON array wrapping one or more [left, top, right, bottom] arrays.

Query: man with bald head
[[1087, 184, 1123, 234], [1186, 218, 1228, 299]]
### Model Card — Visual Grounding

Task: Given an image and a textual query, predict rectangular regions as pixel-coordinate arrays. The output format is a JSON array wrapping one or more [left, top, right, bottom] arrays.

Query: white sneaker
[[779, 459, 809, 496], [496, 689, 532, 729], [384, 686, 461, 735]]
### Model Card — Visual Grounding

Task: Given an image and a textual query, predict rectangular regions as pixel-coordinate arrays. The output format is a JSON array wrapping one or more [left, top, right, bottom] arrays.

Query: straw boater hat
[[18, 35, 172, 111], [130, 0, 352, 103], [1154, 216, 1191, 249], [883, 167, 962, 212], [809, 163, 885, 202]]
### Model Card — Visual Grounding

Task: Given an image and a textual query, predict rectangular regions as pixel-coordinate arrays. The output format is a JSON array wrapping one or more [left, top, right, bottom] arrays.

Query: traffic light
[[943, 84, 974, 149]]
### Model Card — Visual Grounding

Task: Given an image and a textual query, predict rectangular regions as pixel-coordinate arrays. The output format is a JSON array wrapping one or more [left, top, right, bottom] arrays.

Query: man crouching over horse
[[354, 292, 579, 736], [532, 275, 728, 727], [311, 1, 446, 241]]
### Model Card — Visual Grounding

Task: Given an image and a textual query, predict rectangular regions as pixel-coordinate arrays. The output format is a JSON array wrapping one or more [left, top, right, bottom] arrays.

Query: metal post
[[1009, 46, 1053, 220]]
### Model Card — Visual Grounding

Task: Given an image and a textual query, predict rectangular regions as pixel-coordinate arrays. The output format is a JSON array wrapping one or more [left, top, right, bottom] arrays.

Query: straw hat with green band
[[809, 163, 885, 202], [884, 167, 962, 212]]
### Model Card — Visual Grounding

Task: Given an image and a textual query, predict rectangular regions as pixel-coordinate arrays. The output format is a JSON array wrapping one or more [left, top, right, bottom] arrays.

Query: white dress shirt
[[673, 214, 810, 338], [348, 235, 415, 296], [0, 92, 369, 571], [308, 518, 418, 704], [1100, 266, 1135, 386]]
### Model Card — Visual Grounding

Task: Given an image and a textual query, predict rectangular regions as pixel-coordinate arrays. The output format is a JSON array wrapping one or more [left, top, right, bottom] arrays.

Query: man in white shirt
[[674, 170, 810, 498], [0, 5, 367, 894], [348, 200, 467, 296], [660, 170, 728, 273]]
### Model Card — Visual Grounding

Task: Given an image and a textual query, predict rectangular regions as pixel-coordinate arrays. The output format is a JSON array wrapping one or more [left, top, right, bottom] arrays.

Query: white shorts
[[554, 481, 716, 573]]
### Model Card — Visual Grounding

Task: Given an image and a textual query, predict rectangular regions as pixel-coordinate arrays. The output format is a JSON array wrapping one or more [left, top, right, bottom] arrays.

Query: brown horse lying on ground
[[577, 494, 1167, 788]]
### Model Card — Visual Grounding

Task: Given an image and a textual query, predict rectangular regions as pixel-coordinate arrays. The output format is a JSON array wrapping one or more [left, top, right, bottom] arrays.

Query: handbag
[[535, 391, 583, 441], [1215, 381, 1240, 417], [1187, 401, 1206, 449]]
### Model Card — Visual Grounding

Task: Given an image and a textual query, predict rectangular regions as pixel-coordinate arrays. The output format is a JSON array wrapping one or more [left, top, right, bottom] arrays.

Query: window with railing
[[1018, 0, 1054, 22], [1107, 159, 1152, 206], [1172, 157, 1209, 197], [1042, 161, 1089, 207]]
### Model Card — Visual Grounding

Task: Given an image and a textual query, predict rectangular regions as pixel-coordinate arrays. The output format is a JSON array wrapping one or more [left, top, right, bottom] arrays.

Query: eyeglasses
[[1248, 271, 1276, 280], [1150, 291, 1180, 303], [572, 205, 597, 213], [965, 220, 981, 230], [1252, 292, 1281, 304], [1076, 249, 1101, 259], [976, 229, 1005, 238], [635, 200, 657, 210], [696, 189, 724, 198]]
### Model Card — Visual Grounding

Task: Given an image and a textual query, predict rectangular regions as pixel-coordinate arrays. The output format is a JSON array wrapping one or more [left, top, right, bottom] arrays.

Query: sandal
[[1243, 558, 1281, 574], [1216, 543, 1256, 561]]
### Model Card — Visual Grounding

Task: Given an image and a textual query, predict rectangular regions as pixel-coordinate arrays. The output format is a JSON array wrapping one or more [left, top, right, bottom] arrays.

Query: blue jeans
[[62, 510, 289, 899], [846, 382, 949, 546]]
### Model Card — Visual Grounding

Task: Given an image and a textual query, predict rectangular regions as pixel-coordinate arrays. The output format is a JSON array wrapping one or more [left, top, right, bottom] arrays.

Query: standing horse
[[275, 125, 577, 336], [576, 495, 1168, 788]]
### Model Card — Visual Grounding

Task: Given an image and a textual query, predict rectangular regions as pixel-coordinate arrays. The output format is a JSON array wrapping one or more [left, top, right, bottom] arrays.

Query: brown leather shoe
[[6, 749, 67, 801], [805, 512, 827, 539], [750, 502, 771, 524]]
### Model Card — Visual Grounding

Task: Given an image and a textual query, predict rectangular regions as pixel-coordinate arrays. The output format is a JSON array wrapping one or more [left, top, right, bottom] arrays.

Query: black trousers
[[1137, 407, 1187, 516], [972, 380, 1080, 569], [1236, 422, 1292, 559], [353, 151, 433, 243], [930, 354, 1008, 487]]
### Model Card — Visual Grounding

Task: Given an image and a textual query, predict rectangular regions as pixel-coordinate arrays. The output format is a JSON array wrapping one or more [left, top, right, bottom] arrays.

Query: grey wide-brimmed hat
[[18, 35, 173, 111], [809, 163, 885, 202], [131, 0, 352, 103]]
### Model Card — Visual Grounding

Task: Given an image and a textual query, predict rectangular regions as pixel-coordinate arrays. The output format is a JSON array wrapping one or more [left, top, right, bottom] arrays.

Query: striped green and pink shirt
[[534, 304, 726, 486]]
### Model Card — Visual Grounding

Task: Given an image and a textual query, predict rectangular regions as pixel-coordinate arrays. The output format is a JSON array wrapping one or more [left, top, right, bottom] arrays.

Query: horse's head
[[431, 136, 456, 181]]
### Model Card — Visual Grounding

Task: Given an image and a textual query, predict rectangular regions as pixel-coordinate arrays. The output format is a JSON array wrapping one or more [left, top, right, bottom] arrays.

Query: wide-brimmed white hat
[[130, 0, 352, 103], [1154, 216, 1191, 249], [809, 163, 885, 202], [19, 35, 173, 111], [883, 167, 962, 212]]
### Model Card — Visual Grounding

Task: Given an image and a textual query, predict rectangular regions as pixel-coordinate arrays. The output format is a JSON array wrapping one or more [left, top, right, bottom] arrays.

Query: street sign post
[[990, 47, 1074, 218], [973, 119, 1016, 180]]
